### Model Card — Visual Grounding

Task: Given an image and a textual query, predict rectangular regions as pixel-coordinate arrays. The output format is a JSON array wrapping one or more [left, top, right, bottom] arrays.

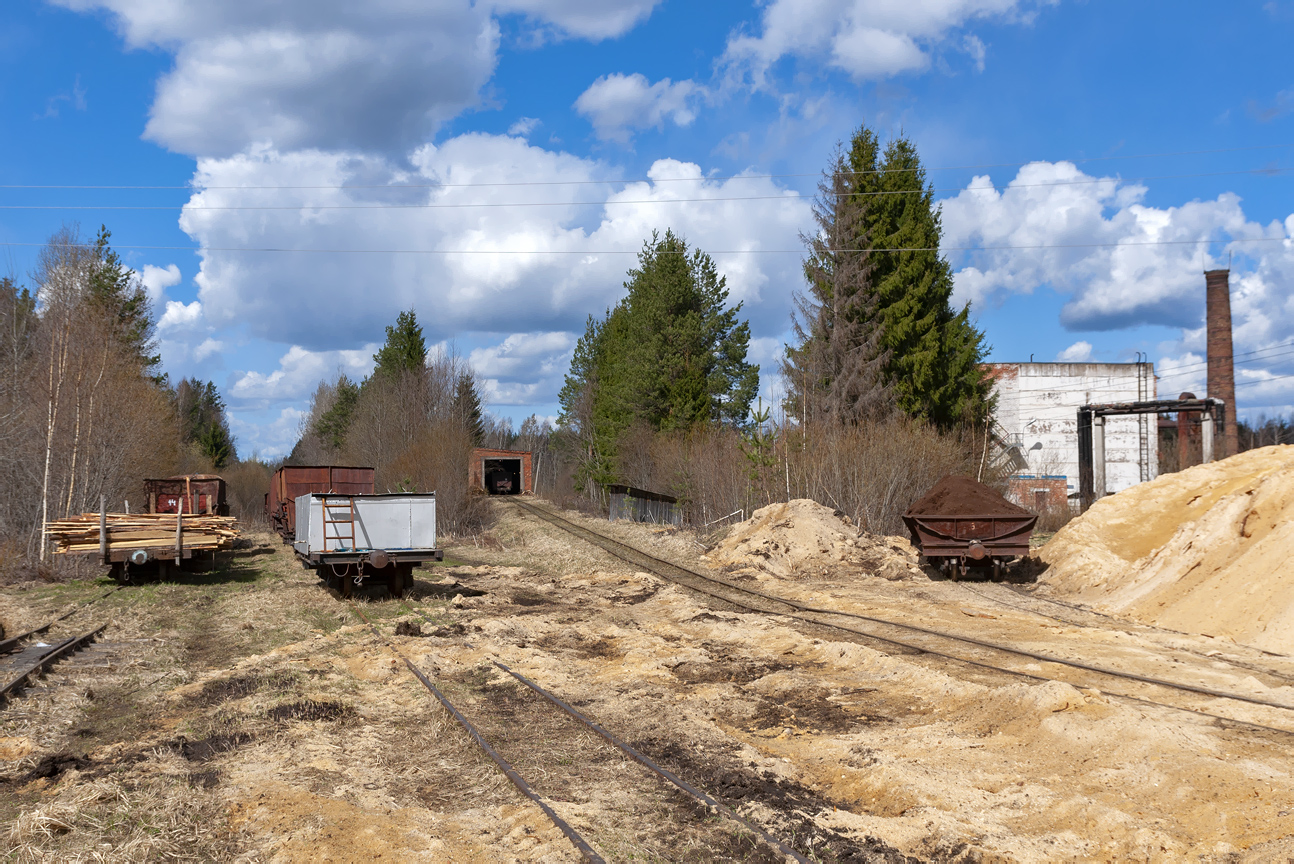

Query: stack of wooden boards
[[45, 512, 241, 555]]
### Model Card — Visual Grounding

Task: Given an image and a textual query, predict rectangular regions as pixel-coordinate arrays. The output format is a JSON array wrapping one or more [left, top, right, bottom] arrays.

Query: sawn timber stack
[[45, 511, 241, 582]]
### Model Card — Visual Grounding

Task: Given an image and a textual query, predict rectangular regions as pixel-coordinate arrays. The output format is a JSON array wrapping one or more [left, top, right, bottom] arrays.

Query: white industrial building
[[987, 362, 1158, 507]]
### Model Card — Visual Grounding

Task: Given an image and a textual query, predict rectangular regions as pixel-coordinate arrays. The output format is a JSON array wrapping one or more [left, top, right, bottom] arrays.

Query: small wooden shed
[[605, 485, 681, 525]]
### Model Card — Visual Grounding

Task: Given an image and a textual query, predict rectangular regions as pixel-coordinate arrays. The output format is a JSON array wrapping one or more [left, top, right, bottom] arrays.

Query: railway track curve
[[508, 498, 1294, 738]]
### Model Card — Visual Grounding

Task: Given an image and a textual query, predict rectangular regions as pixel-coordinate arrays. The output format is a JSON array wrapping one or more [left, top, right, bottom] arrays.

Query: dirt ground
[[2, 501, 1293, 862]]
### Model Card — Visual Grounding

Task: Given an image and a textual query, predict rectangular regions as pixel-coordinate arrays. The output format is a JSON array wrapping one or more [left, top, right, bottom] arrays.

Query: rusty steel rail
[[491, 660, 810, 864], [347, 602, 604, 864], [953, 581, 1294, 685], [510, 499, 1294, 738], [1, 625, 107, 702], [0, 587, 119, 655]]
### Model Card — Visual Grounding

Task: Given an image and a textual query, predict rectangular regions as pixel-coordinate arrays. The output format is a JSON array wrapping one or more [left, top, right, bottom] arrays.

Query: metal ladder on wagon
[[322, 495, 360, 597]]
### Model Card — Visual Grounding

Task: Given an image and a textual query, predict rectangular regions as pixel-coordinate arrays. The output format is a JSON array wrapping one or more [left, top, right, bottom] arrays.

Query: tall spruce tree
[[786, 126, 991, 429], [868, 137, 992, 426], [782, 142, 892, 426], [174, 378, 236, 468], [453, 372, 485, 446]]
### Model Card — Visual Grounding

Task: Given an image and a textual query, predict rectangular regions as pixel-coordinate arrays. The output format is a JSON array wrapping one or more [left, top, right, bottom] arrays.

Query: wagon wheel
[[990, 560, 1003, 582], [950, 560, 961, 582]]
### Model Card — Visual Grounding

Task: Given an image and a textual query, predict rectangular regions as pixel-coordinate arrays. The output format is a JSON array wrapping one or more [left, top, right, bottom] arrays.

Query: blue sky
[[3, 0, 1293, 456]]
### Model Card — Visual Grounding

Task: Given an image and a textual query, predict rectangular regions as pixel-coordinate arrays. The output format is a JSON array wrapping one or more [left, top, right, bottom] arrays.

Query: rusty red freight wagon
[[143, 474, 229, 516], [265, 466, 375, 542]]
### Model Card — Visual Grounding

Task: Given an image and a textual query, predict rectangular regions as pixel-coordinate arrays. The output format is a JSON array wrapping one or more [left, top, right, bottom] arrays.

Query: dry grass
[[7, 775, 251, 863]]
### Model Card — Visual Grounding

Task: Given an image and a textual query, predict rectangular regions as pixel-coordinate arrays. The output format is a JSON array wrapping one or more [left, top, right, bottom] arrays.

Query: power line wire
[[0, 145, 1288, 191], [987, 343, 1294, 398], [2, 237, 1289, 255], [2, 168, 1287, 211]]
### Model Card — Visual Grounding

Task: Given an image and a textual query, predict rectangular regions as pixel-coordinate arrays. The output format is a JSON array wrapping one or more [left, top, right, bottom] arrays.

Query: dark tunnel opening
[[483, 458, 522, 495]]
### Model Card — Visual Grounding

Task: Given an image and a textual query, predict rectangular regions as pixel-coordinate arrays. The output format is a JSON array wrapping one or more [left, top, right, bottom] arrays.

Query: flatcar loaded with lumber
[[45, 499, 240, 583]]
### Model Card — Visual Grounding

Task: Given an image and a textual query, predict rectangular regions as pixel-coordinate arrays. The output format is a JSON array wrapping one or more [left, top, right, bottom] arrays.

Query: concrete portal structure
[[987, 362, 1158, 505], [470, 448, 533, 495]]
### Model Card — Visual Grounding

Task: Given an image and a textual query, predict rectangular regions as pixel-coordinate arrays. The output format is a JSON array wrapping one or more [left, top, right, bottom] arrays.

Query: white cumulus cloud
[[575, 73, 701, 142], [158, 299, 203, 332], [723, 0, 1048, 85], [137, 263, 181, 305], [493, 0, 663, 40], [1056, 340, 1091, 362], [507, 117, 541, 137], [938, 162, 1294, 413], [52, 0, 663, 158], [227, 406, 306, 459], [940, 161, 1286, 330], [470, 331, 576, 406], [193, 338, 225, 362], [180, 136, 811, 352], [229, 344, 379, 407]]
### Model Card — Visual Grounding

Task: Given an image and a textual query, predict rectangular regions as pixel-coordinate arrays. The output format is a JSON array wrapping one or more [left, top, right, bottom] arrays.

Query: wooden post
[[185, 476, 193, 517], [175, 494, 183, 566], [99, 495, 107, 566]]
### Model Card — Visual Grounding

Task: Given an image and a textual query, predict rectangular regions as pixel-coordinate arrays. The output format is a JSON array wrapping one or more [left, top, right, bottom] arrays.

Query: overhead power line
[[0, 168, 1287, 212], [987, 341, 1294, 398], [0, 145, 1288, 192], [2, 237, 1289, 255]]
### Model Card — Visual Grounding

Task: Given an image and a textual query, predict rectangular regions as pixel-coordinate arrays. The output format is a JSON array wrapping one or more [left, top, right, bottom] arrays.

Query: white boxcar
[[293, 493, 442, 596]]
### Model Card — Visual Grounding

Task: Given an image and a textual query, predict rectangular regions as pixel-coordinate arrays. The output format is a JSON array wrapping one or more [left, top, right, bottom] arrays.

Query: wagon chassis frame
[[902, 512, 1037, 582]]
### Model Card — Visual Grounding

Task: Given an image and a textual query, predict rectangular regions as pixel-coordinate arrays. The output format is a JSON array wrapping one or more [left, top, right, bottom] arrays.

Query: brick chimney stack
[[1205, 268, 1238, 457]]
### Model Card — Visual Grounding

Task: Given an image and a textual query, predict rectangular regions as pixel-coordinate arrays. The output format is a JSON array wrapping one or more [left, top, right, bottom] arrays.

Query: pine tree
[[557, 231, 760, 488], [371, 309, 427, 379], [315, 375, 360, 451], [88, 226, 161, 373], [174, 378, 237, 468], [602, 231, 758, 432], [783, 143, 892, 426]]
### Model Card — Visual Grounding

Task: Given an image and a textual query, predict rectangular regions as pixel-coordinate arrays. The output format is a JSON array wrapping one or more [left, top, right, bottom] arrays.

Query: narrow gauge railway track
[[0, 587, 118, 655], [1, 625, 107, 703], [508, 499, 1294, 738], [347, 602, 810, 864], [953, 581, 1294, 685], [0, 587, 119, 703]]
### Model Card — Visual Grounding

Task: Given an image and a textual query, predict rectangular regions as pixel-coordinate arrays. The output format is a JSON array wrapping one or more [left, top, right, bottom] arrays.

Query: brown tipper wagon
[[902, 476, 1037, 581]]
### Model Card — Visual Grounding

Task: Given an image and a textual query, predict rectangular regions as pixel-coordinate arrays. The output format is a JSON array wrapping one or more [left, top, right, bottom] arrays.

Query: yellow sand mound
[[705, 499, 922, 580], [1038, 445, 1294, 653]]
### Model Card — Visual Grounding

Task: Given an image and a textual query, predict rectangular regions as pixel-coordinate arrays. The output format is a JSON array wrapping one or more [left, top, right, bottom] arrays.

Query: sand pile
[[1037, 444, 1294, 653], [705, 499, 922, 580]]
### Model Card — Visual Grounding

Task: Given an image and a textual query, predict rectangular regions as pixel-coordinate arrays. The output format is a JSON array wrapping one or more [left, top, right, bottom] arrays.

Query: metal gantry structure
[[1077, 397, 1226, 510]]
